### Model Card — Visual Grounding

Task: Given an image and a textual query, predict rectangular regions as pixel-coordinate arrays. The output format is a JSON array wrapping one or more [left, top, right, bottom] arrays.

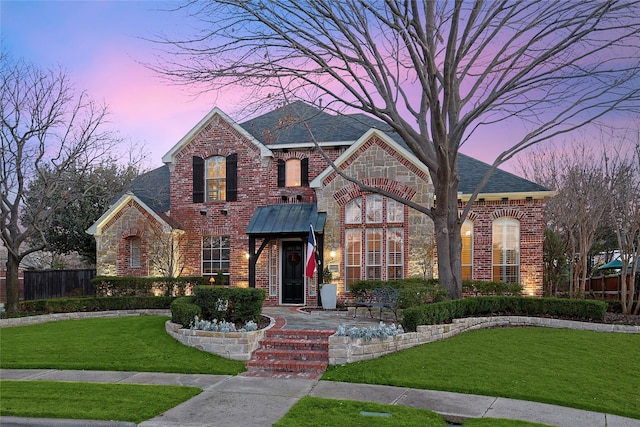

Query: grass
[[0, 315, 246, 375], [322, 327, 640, 419], [274, 397, 556, 427], [0, 380, 201, 423], [274, 396, 447, 427]]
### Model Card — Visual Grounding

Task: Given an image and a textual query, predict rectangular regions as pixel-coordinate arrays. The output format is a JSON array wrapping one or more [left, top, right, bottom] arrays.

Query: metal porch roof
[[246, 203, 326, 236]]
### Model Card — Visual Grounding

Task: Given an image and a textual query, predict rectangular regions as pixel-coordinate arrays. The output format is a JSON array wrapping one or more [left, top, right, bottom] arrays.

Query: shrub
[[170, 296, 201, 327], [335, 321, 404, 340], [462, 280, 522, 296], [190, 316, 258, 332], [193, 286, 265, 324], [20, 296, 174, 314], [401, 297, 607, 331], [348, 278, 448, 308], [92, 276, 207, 297]]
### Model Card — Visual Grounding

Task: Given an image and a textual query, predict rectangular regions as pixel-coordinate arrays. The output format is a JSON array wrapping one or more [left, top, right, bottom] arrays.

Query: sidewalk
[[2, 308, 639, 426], [1, 369, 639, 427]]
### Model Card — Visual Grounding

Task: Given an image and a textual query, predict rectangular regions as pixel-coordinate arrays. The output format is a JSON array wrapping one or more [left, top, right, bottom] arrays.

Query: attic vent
[[205, 124, 212, 132]]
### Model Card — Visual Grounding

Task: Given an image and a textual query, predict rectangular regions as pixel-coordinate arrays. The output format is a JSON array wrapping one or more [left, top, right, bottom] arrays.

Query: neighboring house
[[87, 102, 553, 306]]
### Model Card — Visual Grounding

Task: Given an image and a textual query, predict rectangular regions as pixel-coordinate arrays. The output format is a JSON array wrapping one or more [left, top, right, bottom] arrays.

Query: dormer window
[[278, 158, 309, 187]]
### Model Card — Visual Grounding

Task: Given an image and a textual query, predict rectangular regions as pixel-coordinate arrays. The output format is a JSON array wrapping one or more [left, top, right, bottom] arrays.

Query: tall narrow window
[[203, 235, 230, 284], [345, 229, 361, 290], [206, 156, 226, 201], [461, 220, 473, 280], [129, 237, 141, 268], [387, 198, 404, 223], [387, 228, 403, 280], [366, 228, 382, 280], [366, 194, 382, 223], [492, 218, 520, 283], [269, 242, 278, 296]]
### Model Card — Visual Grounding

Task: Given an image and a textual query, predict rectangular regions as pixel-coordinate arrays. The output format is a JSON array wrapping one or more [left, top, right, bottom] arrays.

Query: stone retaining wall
[[0, 309, 171, 328], [165, 318, 276, 361], [328, 316, 640, 365]]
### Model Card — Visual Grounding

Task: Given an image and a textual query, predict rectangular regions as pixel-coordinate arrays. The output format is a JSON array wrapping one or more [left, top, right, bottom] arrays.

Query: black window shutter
[[277, 159, 285, 187], [301, 158, 309, 186], [226, 153, 238, 201], [192, 156, 204, 203]]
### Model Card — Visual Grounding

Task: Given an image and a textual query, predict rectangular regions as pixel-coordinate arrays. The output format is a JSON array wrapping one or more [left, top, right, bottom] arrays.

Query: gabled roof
[[310, 128, 431, 188], [127, 165, 171, 213], [241, 101, 550, 196], [86, 192, 176, 236], [162, 107, 273, 165]]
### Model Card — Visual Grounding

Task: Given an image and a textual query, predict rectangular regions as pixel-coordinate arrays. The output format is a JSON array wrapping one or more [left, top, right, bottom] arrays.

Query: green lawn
[[274, 397, 555, 427], [0, 315, 245, 374], [0, 380, 201, 423], [322, 327, 640, 419]]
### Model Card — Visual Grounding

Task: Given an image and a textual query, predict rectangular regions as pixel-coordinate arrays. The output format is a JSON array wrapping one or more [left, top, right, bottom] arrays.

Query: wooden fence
[[23, 269, 97, 300], [582, 274, 639, 300]]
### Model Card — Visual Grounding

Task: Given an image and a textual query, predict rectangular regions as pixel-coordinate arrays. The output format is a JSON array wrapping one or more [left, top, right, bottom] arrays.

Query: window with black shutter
[[277, 159, 286, 187], [192, 156, 204, 203], [301, 158, 309, 186], [226, 153, 237, 201]]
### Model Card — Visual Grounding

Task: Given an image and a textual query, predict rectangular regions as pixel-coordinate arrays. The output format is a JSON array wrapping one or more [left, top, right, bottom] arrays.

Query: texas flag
[[305, 224, 317, 279]]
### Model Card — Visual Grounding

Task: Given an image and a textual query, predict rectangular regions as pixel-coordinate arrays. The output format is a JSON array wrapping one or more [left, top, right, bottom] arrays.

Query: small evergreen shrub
[[193, 286, 265, 323], [401, 296, 607, 331], [170, 296, 201, 327]]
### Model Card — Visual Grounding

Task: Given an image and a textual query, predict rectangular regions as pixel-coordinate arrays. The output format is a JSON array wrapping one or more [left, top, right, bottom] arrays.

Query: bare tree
[[147, 226, 188, 278], [519, 142, 611, 297], [1, 58, 117, 312], [606, 141, 640, 314], [154, 1, 640, 298]]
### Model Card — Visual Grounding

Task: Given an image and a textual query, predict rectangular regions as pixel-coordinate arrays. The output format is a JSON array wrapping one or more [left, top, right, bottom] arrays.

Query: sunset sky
[[2, 1, 635, 173]]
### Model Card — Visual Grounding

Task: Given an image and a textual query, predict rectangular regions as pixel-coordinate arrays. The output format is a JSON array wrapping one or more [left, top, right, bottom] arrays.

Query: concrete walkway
[[2, 307, 639, 427]]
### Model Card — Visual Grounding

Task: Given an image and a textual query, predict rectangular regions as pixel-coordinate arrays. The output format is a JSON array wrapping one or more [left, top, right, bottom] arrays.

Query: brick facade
[[90, 106, 549, 305]]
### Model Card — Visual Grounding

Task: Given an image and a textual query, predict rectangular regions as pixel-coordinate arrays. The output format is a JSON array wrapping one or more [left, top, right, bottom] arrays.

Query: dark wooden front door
[[282, 241, 304, 304]]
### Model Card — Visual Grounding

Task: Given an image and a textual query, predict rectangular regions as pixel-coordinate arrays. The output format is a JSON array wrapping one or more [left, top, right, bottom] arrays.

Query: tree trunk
[[5, 254, 21, 313], [433, 177, 463, 300]]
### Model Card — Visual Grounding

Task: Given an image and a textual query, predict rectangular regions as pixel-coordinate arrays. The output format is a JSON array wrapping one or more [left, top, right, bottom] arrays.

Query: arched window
[[129, 236, 141, 268], [492, 218, 520, 283], [206, 156, 226, 201], [461, 220, 473, 280]]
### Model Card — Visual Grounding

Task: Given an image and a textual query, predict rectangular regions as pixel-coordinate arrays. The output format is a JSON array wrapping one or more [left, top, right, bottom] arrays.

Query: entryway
[[282, 241, 304, 304]]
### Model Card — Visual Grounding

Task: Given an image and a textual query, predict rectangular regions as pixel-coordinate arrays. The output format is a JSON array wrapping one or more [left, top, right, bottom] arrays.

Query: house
[[87, 102, 553, 306]]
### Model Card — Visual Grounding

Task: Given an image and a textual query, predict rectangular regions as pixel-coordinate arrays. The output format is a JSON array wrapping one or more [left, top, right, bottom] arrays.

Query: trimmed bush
[[401, 297, 607, 331], [170, 296, 201, 327], [20, 296, 174, 314], [462, 280, 523, 296], [348, 278, 448, 308], [92, 276, 207, 297], [193, 286, 265, 323]]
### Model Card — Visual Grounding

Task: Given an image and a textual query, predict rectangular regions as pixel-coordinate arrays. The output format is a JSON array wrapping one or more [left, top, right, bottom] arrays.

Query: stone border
[[328, 316, 640, 365], [0, 309, 171, 328], [165, 316, 276, 361]]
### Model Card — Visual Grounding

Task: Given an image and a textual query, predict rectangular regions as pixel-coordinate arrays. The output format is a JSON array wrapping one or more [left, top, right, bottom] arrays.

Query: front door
[[282, 241, 304, 304]]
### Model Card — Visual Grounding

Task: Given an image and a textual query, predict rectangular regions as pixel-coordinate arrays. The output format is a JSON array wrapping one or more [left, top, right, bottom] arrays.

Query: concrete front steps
[[244, 329, 334, 379]]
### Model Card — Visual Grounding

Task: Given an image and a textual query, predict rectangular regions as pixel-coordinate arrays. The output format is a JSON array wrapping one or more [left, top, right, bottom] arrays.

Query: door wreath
[[288, 252, 301, 266]]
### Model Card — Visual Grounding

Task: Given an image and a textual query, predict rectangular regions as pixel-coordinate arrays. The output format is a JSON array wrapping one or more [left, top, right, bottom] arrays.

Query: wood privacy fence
[[23, 269, 97, 300], [581, 274, 639, 300]]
